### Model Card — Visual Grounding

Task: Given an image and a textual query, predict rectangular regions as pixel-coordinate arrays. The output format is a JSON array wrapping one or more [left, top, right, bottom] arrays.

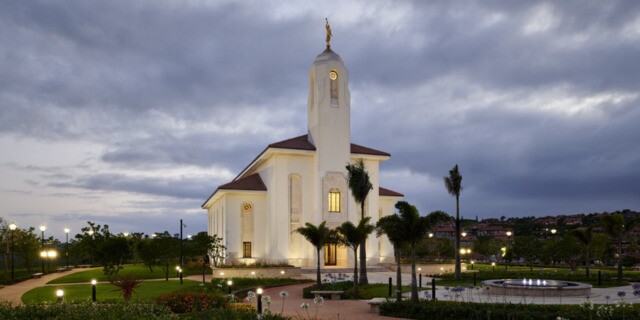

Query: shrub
[[154, 291, 228, 314], [379, 300, 640, 320], [0, 300, 173, 320], [110, 273, 143, 302]]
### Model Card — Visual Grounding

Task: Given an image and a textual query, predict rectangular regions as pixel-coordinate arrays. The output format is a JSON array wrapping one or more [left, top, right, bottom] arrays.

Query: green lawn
[[22, 279, 201, 304], [48, 264, 197, 284]]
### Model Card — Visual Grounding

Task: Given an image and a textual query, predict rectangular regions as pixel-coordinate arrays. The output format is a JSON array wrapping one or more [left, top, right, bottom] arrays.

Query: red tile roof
[[268, 134, 389, 156], [351, 143, 390, 157], [379, 187, 403, 197], [268, 135, 316, 151], [218, 173, 267, 191]]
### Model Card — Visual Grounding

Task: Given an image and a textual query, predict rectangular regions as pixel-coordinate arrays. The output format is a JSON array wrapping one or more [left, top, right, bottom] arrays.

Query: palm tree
[[295, 221, 334, 286], [570, 226, 593, 278], [336, 217, 375, 298], [444, 164, 463, 279], [601, 213, 636, 283], [346, 158, 373, 285], [395, 201, 448, 302], [376, 214, 404, 302]]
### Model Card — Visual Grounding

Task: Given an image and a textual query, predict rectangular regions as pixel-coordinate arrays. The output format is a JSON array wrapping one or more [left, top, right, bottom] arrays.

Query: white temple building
[[202, 41, 403, 268]]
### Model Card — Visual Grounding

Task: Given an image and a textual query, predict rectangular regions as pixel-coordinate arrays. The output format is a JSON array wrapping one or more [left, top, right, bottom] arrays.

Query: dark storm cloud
[[1, 0, 639, 230], [49, 173, 214, 200]]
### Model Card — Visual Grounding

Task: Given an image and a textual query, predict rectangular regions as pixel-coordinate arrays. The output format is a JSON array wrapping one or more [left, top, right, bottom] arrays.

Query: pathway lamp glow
[[491, 262, 496, 272], [91, 279, 97, 302], [428, 233, 433, 238], [227, 279, 233, 294], [9, 222, 17, 281], [56, 289, 64, 302], [461, 232, 467, 237]]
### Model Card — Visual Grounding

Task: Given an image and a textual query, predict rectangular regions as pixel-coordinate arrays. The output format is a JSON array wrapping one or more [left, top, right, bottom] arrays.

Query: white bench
[[32, 273, 44, 278], [367, 298, 387, 313], [311, 290, 344, 300]]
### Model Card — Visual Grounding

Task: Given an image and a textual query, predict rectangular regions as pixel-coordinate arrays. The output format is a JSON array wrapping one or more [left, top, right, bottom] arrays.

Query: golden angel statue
[[325, 18, 332, 48]]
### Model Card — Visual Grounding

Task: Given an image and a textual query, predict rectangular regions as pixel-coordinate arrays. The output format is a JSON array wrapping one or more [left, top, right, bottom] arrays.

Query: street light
[[550, 229, 557, 235], [64, 227, 70, 270], [180, 219, 186, 275], [461, 232, 467, 237], [176, 266, 183, 284], [91, 279, 97, 302], [428, 233, 434, 238], [39, 225, 46, 273], [9, 222, 17, 281]]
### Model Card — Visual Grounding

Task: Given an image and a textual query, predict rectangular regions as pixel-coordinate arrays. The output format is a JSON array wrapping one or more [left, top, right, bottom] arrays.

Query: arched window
[[328, 189, 341, 212], [241, 203, 254, 257], [330, 70, 338, 105]]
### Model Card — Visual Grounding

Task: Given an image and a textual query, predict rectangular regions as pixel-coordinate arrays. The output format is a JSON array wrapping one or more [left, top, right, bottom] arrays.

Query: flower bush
[[154, 291, 228, 314]]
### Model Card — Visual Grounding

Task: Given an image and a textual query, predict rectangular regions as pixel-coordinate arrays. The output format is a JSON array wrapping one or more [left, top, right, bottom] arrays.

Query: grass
[[48, 264, 197, 284], [22, 279, 201, 304]]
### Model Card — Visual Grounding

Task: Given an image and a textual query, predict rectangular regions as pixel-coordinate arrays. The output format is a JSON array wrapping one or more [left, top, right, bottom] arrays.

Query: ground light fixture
[[227, 279, 233, 294], [257, 288, 263, 314], [491, 262, 496, 271], [39, 225, 46, 273], [64, 227, 70, 270], [56, 289, 64, 302], [91, 279, 97, 302]]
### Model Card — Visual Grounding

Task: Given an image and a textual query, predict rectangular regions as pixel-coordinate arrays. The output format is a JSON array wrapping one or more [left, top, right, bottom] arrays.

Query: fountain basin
[[483, 279, 592, 297]]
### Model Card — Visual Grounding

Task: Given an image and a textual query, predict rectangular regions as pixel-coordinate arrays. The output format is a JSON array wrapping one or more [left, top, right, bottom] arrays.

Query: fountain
[[483, 278, 592, 297]]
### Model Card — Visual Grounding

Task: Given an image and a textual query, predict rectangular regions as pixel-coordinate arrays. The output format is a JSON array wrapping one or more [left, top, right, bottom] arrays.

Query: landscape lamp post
[[56, 289, 64, 303], [64, 227, 70, 270], [491, 262, 496, 272], [9, 222, 17, 281], [257, 287, 263, 314], [47, 250, 57, 272], [179, 219, 186, 273], [39, 225, 46, 273], [550, 228, 557, 265], [227, 279, 233, 294], [91, 279, 97, 302], [505, 231, 513, 271]]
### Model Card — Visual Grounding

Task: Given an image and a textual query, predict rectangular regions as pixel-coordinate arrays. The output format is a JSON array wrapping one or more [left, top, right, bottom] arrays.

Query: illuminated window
[[328, 190, 341, 212], [243, 242, 252, 258]]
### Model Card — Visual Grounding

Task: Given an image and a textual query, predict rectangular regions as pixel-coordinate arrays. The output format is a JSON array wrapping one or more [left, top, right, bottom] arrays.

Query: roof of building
[[267, 134, 390, 156], [217, 173, 267, 191], [268, 135, 316, 151], [379, 187, 403, 197]]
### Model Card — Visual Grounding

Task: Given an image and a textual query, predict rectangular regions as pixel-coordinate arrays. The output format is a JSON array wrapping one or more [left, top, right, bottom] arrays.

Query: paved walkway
[[0, 267, 99, 305]]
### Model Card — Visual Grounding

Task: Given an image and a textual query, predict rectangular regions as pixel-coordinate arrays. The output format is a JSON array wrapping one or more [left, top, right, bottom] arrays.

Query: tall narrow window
[[329, 70, 338, 105], [243, 242, 252, 258], [328, 189, 341, 212]]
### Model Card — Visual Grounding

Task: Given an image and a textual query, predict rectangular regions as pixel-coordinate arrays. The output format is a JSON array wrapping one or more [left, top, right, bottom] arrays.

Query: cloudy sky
[[1, 1, 639, 240]]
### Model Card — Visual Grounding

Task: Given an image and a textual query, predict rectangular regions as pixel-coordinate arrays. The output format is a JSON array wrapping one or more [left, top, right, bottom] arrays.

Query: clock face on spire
[[329, 71, 338, 80]]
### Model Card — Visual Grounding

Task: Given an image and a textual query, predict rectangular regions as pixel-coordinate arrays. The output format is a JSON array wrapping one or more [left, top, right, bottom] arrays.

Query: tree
[[556, 234, 583, 271], [570, 227, 594, 278], [512, 236, 542, 274], [346, 158, 373, 285], [295, 221, 335, 287], [376, 214, 406, 302], [153, 232, 180, 281], [601, 213, 636, 283], [444, 164, 463, 279], [336, 217, 375, 298], [395, 201, 447, 302]]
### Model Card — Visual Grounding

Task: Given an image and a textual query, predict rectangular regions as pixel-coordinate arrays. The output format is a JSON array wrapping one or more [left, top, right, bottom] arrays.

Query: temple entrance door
[[324, 244, 337, 266]]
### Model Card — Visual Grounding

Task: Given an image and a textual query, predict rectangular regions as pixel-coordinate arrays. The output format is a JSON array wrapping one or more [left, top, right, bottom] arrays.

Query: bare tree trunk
[[359, 202, 368, 285], [410, 246, 418, 302], [353, 248, 359, 297], [454, 195, 461, 279], [316, 248, 322, 287]]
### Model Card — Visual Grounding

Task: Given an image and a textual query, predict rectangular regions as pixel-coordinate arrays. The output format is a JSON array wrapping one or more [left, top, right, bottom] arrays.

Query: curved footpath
[[0, 267, 100, 306]]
